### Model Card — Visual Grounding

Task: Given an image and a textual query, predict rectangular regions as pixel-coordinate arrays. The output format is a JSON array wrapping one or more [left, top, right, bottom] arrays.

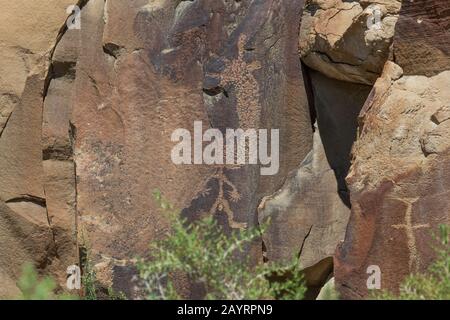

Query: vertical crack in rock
[[0, 110, 13, 140], [0, 0, 85, 290], [258, 64, 372, 296], [40, 0, 89, 284], [298, 225, 313, 259], [43, 0, 90, 98]]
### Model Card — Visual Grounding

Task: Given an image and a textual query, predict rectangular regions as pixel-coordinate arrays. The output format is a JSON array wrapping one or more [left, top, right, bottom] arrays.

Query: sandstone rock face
[[0, 0, 314, 299], [336, 66, 450, 298], [0, 0, 80, 297], [335, 0, 450, 299], [0, 0, 448, 301], [258, 127, 348, 264], [63, 0, 312, 296], [297, 0, 450, 299], [259, 68, 371, 297], [299, 0, 401, 85], [0, 0, 77, 133], [394, 0, 450, 76], [258, 127, 349, 297]]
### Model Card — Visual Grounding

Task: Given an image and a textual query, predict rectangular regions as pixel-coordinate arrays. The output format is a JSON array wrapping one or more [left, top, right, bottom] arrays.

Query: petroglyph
[[221, 35, 262, 129], [195, 165, 247, 229], [391, 198, 430, 272]]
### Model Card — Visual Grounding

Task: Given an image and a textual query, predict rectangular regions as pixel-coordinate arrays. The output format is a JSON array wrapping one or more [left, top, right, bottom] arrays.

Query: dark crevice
[[43, 147, 73, 161], [6, 194, 47, 207], [304, 66, 373, 209], [41, 186, 58, 249], [43, 0, 89, 98], [69, 121, 77, 144], [301, 61, 317, 132], [297, 225, 313, 259], [51, 61, 77, 80], [203, 86, 229, 98], [103, 43, 124, 59]]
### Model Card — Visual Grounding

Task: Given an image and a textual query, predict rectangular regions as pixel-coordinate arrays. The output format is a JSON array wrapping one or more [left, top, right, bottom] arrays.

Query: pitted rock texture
[[259, 68, 371, 298], [299, 0, 401, 85], [334, 0, 450, 298], [335, 62, 450, 298], [0, 0, 448, 300], [66, 0, 312, 297], [394, 0, 450, 76]]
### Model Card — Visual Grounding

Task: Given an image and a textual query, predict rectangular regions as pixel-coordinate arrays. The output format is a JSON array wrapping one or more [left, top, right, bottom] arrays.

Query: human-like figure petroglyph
[[195, 165, 247, 229], [191, 34, 264, 229], [391, 197, 430, 272]]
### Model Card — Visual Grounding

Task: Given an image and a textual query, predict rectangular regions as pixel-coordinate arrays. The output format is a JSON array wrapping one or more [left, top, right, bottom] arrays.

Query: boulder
[[335, 0, 450, 298], [335, 63, 450, 298], [259, 68, 371, 298], [299, 0, 401, 85]]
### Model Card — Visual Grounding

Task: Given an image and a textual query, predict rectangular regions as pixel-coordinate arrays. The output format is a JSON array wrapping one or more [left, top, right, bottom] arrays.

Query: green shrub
[[81, 250, 97, 300], [375, 225, 450, 300], [79, 238, 126, 300], [16, 250, 125, 300], [16, 263, 77, 300], [316, 278, 339, 300], [137, 190, 306, 300]]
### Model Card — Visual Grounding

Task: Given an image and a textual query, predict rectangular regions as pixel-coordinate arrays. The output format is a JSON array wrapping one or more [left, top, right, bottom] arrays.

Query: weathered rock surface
[[335, 0, 450, 299], [259, 68, 371, 297], [258, 127, 348, 298], [299, 0, 401, 85], [66, 0, 312, 297], [0, 0, 80, 297], [394, 0, 450, 77], [0, 0, 448, 301], [0, 74, 58, 297], [0, 0, 77, 132], [335, 65, 450, 298], [42, 24, 81, 286], [258, 126, 348, 265]]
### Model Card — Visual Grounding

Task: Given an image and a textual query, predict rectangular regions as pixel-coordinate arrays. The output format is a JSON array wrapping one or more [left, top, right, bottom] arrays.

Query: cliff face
[[335, 0, 450, 298], [0, 0, 448, 299], [0, 0, 80, 298]]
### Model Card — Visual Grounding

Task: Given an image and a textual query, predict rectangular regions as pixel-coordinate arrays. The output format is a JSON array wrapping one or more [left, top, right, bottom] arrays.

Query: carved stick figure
[[391, 198, 429, 272]]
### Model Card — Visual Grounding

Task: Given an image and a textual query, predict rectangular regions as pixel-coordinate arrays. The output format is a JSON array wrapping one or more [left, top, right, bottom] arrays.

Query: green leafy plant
[[375, 224, 450, 300], [81, 248, 98, 300], [316, 278, 339, 300], [137, 189, 306, 300], [79, 236, 126, 300], [107, 287, 127, 300], [16, 263, 77, 300], [80, 257, 126, 300]]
